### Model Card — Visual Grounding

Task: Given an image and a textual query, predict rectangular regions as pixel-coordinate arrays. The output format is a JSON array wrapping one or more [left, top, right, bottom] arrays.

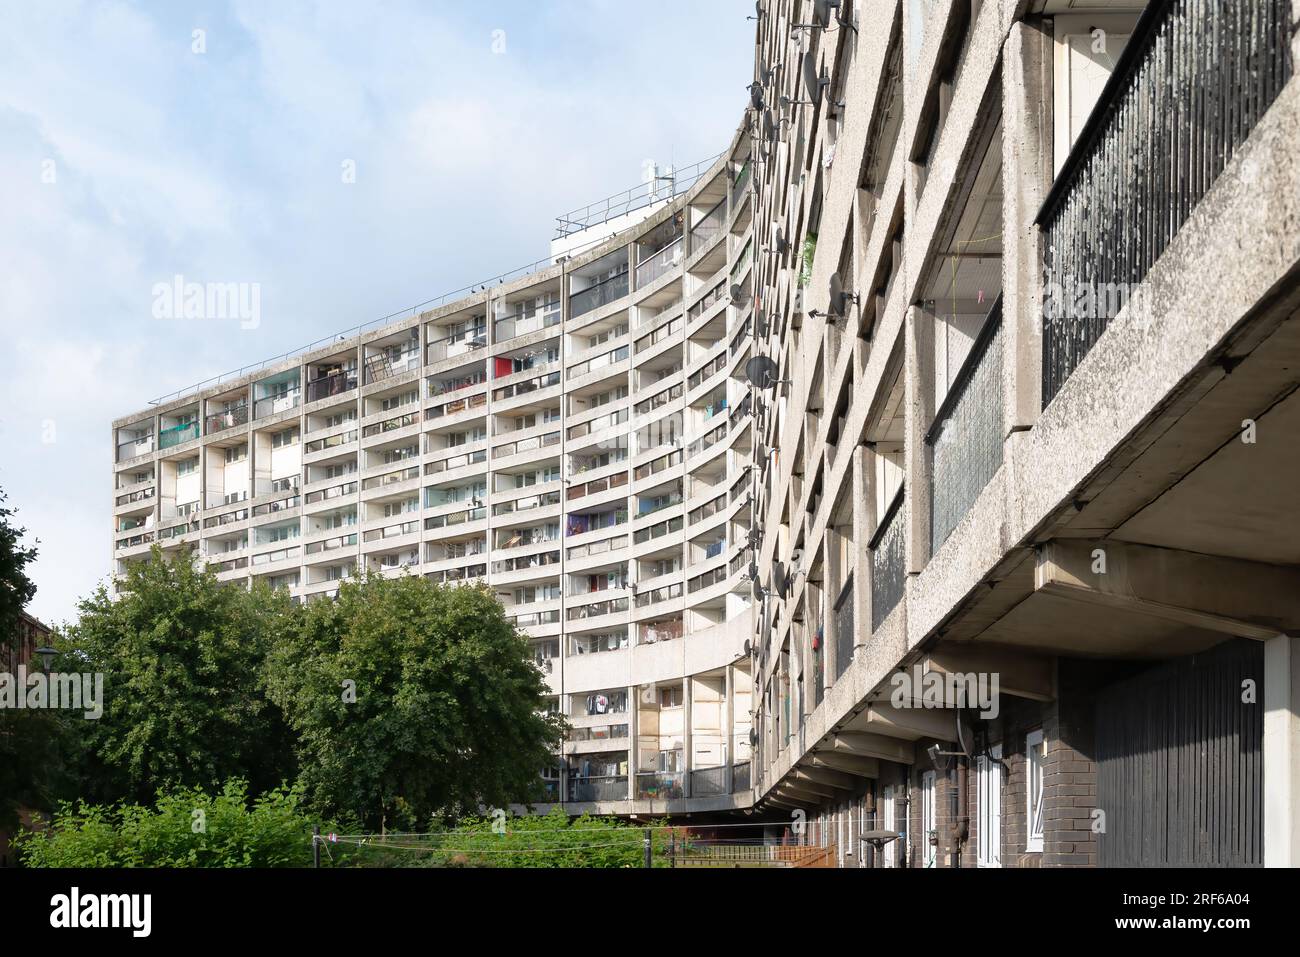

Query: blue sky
[[0, 0, 754, 626]]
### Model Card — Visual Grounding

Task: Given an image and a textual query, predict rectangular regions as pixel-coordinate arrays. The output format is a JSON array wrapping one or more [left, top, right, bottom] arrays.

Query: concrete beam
[[828, 731, 916, 764], [863, 700, 963, 740], [793, 765, 858, 791], [810, 752, 880, 778], [1038, 540, 1300, 640], [924, 643, 1055, 702]]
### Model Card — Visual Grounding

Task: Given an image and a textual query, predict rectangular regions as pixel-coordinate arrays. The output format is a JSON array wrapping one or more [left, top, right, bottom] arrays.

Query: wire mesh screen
[[870, 496, 906, 632], [929, 306, 1004, 555]]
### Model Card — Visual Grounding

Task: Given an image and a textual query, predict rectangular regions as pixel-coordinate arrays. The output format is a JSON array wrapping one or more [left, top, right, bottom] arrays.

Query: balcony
[[870, 489, 905, 632], [566, 597, 629, 621], [635, 235, 683, 289], [254, 391, 300, 420], [1040, 0, 1293, 406], [306, 369, 358, 404], [689, 765, 728, 797], [927, 298, 1003, 554], [570, 269, 629, 319], [566, 471, 628, 503], [689, 197, 726, 254], [205, 403, 248, 435], [566, 775, 627, 803], [364, 345, 420, 384], [635, 771, 683, 801], [116, 433, 154, 461], [732, 761, 750, 791]]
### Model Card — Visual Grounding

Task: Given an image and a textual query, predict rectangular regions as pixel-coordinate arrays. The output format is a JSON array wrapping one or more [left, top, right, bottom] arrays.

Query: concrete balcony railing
[[1039, 0, 1294, 407]]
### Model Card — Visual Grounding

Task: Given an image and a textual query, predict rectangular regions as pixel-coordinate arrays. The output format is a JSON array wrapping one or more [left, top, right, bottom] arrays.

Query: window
[[977, 744, 1002, 867], [271, 427, 299, 449], [920, 770, 937, 867], [658, 685, 683, 709], [175, 458, 198, 476], [1026, 730, 1045, 852], [882, 786, 898, 867], [226, 444, 248, 464]]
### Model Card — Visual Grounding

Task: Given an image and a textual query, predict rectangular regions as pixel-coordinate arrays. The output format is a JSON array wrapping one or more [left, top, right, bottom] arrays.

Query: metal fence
[[927, 298, 1004, 555], [870, 490, 906, 632], [1039, 0, 1294, 406], [834, 575, 855, 679]]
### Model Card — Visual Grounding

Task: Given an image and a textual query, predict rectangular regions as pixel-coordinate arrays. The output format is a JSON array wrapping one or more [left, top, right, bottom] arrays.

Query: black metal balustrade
[[1040, 0, 1294, 406], [927, 297, 1004, 555], [689, 766, 728, 797], [306, 369, 357, 403], [566, 775, 627, 803], [870, 488, 906, 632]]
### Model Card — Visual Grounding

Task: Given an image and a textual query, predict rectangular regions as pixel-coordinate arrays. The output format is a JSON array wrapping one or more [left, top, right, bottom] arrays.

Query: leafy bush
[[335, 807, 672, 868], [17, 779, 328, 868]]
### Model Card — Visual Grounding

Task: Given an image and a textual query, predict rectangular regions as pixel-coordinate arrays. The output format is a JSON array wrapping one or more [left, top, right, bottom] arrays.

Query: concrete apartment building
[[112, 139, 761, 814], [744, 0, 1300, 868], [112, 0, 1300, 866]]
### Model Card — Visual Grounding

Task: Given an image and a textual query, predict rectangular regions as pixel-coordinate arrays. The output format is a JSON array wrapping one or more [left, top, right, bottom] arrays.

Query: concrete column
[[825, 520, 843, 684], [725, 664, 735, 792], [902, 303, 934, 573], [1001, 18, 1052, 432], [683, 677, 693, 797], [627, 683, 638, 802], [1264, 634, 1300, 867], [855, 444, 876, 648]]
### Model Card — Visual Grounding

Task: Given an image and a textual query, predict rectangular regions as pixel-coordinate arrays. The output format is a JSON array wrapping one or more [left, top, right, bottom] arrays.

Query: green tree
[[0, 486, 63, 833], [0, 487, 37, 642], [266, 573, 564, 830], [60, 546, 295, 805]]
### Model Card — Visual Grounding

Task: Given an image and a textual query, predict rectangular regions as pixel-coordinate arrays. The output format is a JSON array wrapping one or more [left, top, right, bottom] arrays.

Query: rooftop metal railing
[[554, 152, 724, 238]]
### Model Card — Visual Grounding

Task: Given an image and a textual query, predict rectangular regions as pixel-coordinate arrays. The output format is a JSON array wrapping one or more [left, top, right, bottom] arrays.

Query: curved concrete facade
[[111, 132, 759, 815]]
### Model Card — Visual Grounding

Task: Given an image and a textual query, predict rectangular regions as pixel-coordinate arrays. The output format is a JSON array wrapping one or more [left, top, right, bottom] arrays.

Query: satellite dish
[[730, 282, 750, 305], [743, 638, 752, 656], [763, 108, 775, 143], [743, 355, 781, 390], [749, 83, 764, 110], [829, 271, 858, 316], [813, 0, 840, 26], [761, 67, 774, 86], [749, 728, 759, 746], [747, 560, 759, 581], [802, 56, 824, 107], [772, 561, 787, 600]]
